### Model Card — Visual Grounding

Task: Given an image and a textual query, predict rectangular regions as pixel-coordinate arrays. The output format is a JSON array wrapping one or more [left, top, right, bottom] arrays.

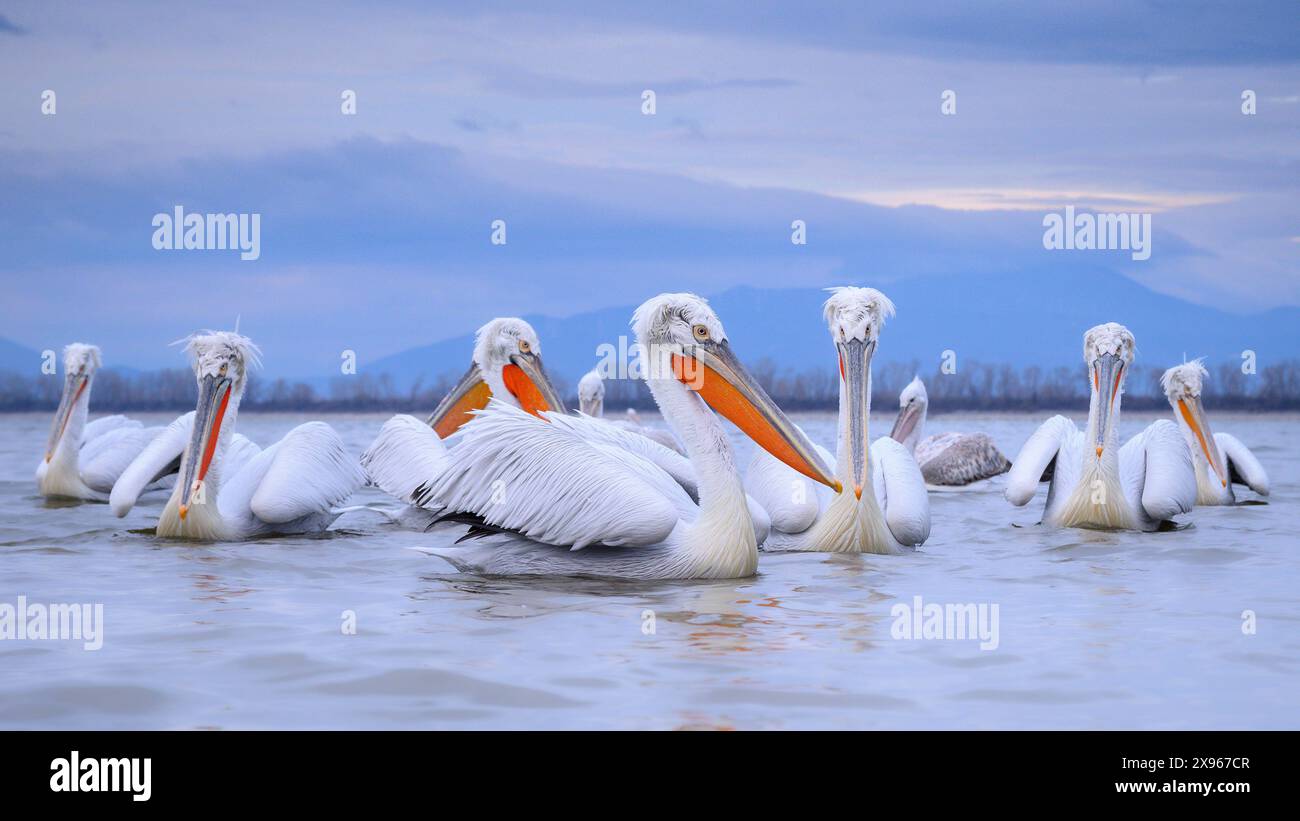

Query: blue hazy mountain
[[0, 337, 41, 375], [361, 267, 1300, 391]]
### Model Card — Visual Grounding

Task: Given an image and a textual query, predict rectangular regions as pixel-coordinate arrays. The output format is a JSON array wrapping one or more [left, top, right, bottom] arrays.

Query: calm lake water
[[1, 410, 1296, 729]]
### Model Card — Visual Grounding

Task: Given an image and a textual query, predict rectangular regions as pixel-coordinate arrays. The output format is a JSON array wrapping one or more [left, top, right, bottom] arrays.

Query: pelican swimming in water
[[889, 377, 1011, 487], [744, 287, 930, 553], [1161, 360, 1269, 505], [577, 367, 686, 454], [361, 318, 568, 508], [1005, 323, 1195, 531], [36, 343, 172, 501], [410, 292, 838, 579], [110, 331, 364, 539]]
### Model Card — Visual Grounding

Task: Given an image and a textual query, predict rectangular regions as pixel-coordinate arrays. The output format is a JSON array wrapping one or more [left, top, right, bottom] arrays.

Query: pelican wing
[[1005, 415, 1075, 506], [1127, 420, 1196, 522], [246, 422, 365, 524], [359, 414, 450, 504], [1215, 432, 1269, 496], [80, 425, 165, 493], [110, 412, 194, 517], [871, 436, 931, 546], [549, 412, 698, 499], [81, 414, 141, 443], [916, 432, 1010, 485], [418, 402, 679, 549], [745, 444, 820, 534]]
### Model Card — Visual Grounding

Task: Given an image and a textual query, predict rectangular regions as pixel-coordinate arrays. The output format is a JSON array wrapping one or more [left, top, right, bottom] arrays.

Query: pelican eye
[[692, 324, 710, 341], [518, 339, 532, 354], [219, 363, 228, 376]]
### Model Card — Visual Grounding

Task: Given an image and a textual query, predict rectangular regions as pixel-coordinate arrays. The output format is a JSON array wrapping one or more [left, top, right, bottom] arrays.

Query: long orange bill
[[45, 373, 89, 462], [840, 338, 874, 499], [502, 351, 567, 418], [179, 374, 232, 519], [1092, 353, 1123, 458], [672, 339, 839, 491], [1178, 395, 1228, 487], [427, 364, 493, 438]]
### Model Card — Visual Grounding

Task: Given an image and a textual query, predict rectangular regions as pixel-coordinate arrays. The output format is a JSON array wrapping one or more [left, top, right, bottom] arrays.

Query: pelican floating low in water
[[36, 344, 170, 501], [1161, 360, 1269, 505], [745, 287, 930, 553], [361, 318, 567, 508], [412, 292, 838, 579], [890, 377, 1011, 487], [1005, 323, 1195, 531], [111, 331, 363, 540], [577, 367, 686, 454]]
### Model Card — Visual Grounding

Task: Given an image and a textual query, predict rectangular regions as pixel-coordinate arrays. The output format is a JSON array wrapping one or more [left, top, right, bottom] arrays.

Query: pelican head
[[427, 317, 565, 437], [44, 343, 103, 463], [1162, 359, 1228, 487], [1082, 322, 1135, 460], [176, 330, 260, 520], [889, 375, 928, 453], [632, 292, 838, 491], [577, 368, 604, 417], [823, 286, 895, 498]]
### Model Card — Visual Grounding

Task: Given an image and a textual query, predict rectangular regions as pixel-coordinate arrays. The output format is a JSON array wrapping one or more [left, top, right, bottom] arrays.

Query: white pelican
[[361, 318, 568, 507], [576, 366, 686, 454], [110, 331, 363, 539], [410, 292, 838, 579], [1161, 360, 1270, 505], [1005, 323, 1195, 531], [744, 287, 930, 553], [36, 343, 171, 501], [889, 377, 1011, 487]]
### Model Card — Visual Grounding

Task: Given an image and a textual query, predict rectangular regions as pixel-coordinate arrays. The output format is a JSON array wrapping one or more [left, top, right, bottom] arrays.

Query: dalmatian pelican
[[577, 366, 686, 454], [744, 287, 930, 553], [1161, 360, 1269, 505], [1005, 323, 1196, 531], [110, 331, 363, 539], [36, 343, 172, 501], [409, 292, 838, 579], [889, 377, 1011, 487]]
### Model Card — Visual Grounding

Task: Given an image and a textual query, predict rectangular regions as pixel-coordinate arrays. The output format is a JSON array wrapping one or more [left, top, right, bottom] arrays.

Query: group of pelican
[[36, 288, 1269, 580]]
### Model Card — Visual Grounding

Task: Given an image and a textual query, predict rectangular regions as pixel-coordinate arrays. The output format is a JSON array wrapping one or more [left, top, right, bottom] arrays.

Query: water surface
[[1, 410, 1296, 729]]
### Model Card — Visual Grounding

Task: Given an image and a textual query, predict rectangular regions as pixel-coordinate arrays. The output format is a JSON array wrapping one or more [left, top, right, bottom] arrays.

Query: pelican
[[36, 343, 171, 501], [744, 287, 930, 553], [1161, 360, 1269, 505], [577, 366, 686, 454], [110, 331, 364, 539], [1005, 323, 1195, 530], [889, 377, 1011, 487], [361, 318, 569, 507], [410, 292, 838, 579]]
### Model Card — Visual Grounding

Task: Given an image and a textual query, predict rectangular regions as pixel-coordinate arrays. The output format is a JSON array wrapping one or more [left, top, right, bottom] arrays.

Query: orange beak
[[427, 364, 493, 438], [672, 341, 838, 491]]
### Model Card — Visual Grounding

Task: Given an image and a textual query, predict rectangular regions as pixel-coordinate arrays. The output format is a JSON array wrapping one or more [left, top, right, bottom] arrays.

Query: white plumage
[[36, 343, 173, 501], [1006, 323, 1196, 530], [412, 293, 838, 579], [745, 286, 930, 553], [1160, 360, 1270, 505], [112, 330, 363, 540]]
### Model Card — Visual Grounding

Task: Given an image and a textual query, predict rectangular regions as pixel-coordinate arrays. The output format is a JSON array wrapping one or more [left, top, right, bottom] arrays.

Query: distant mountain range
[[359, 269, 1300, 391], [5, 270, 1298, 394]]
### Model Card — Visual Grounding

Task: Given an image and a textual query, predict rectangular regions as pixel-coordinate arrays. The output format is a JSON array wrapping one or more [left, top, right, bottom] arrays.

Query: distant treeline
[[2, 359, 1299, 413]]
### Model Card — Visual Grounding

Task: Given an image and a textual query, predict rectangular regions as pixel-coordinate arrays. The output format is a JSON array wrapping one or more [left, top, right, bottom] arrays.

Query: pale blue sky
[[1, 1, 1297, 375]]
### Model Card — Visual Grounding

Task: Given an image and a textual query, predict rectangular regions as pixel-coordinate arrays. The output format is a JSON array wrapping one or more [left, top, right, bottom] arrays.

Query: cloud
[[0, 13, 26, 35]]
